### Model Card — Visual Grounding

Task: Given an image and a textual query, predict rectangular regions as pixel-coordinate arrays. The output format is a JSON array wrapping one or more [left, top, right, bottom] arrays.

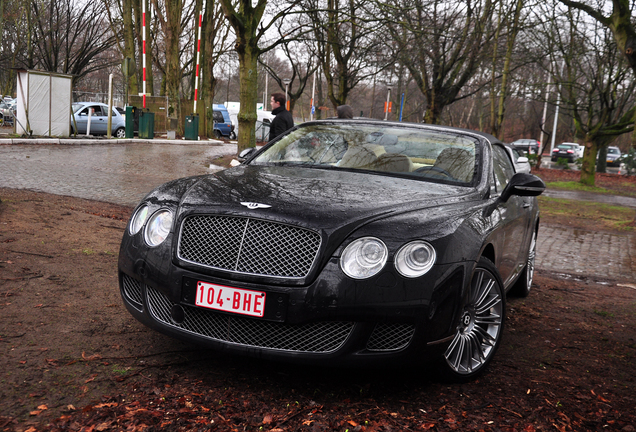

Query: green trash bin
[[185, 114, 199, 140], [125, 106, 137, 138], [139, 110, 154, 139]]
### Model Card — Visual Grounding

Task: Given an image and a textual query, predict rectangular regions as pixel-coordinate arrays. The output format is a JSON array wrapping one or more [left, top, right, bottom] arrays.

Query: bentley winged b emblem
[[240, 202, 272, 210]]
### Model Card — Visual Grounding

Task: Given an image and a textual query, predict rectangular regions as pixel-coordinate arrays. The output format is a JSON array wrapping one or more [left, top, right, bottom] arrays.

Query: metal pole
[[399, 92, 405, 122], [193, 2, 205, 114], [310, 71, 316, 121], [107, 73, 113, 138], [550, 62, 565, 154], [264, 74, 268, 109], [142, 0, 147, 109]]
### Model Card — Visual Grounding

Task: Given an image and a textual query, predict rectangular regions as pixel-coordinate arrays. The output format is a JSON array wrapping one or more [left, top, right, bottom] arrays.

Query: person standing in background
[[337, 105, 353, 119], [269, 92, 294, 142]]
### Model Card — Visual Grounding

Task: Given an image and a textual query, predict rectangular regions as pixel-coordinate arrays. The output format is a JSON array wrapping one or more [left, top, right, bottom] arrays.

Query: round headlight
[[340, 237, 388, 279], [129, 205, 149, 235], [144, 210, 174, 246], [395, 241, 436, 278]]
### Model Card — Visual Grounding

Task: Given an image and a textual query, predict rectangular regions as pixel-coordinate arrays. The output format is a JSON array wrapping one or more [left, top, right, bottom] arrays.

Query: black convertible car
[[118, 120, 545, 380]]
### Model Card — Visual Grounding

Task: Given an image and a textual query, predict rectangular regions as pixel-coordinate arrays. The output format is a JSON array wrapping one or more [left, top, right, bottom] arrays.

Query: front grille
[[121, 274, 143, 311], [146, 286, 353, 353], [178, 215, 321, 278], [366, 323, 415, 351]]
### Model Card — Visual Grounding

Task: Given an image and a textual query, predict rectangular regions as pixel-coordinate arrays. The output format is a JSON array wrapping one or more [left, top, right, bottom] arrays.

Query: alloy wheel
[[444, 263, 504, 377]]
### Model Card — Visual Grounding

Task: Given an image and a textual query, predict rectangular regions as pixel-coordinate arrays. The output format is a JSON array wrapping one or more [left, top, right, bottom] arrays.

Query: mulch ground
[[1, 176, 635, 431]]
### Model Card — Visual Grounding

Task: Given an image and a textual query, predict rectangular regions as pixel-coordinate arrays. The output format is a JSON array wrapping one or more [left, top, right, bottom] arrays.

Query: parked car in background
[[212, 104, 235, 139], [606, 146, 622, 167], [0, 99, 15, 126], [558, 142, 583, 159], [510, 139, 540, 154], [71, 102, 126, 138], [551, 143, 580, 163], [504, 144, 531, 173], [118, 119, 546, 381]]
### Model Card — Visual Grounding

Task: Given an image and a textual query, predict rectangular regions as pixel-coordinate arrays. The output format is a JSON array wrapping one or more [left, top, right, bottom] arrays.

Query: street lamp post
[[283, 78, 291, 111], [384, 87, 392, 121]]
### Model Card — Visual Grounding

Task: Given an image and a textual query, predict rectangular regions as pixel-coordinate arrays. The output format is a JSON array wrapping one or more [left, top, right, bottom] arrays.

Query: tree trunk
[[165, 0, 183, 133], [579, 139, 598, 186], [236, 45, 259, 152], [201, 0, 217, 138], [123, 0, 139, 97]]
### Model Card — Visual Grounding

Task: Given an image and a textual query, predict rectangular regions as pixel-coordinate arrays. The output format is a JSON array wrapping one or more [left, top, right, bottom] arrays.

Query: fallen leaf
[[94, 402, 118, 409], [37, 405, 48, 410], [85, 374, 98, 383], [82, 352, 102, 361], [263, 414, 273, 424]]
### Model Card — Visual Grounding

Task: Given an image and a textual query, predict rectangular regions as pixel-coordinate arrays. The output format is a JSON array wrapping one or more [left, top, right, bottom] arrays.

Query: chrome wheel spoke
[[445, 266, 504, 376]]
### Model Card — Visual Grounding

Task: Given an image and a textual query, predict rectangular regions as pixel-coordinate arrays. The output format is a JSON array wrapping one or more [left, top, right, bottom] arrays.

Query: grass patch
[[545, 181, 609, 194], [538, 196, 635, 231]]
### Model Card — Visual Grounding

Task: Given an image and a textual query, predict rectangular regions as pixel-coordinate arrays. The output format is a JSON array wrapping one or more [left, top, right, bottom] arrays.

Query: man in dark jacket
[[269, 92, 294, 142]]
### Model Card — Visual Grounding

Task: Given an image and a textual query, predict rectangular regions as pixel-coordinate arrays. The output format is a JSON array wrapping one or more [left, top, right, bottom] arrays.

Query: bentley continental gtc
[[118, 120, 545, 380]]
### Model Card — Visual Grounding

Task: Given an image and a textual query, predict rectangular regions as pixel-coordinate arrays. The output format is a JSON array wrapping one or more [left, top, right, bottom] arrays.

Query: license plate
[[195, 281, 266, 317]]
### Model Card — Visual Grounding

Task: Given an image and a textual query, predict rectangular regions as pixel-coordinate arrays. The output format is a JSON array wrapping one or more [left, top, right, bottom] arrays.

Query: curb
[[0, 137, 235, 145]]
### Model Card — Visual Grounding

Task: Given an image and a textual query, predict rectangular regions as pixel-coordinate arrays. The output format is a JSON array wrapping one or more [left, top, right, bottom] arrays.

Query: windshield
[[251, 123, 479, 184], [607, 148, 620, 155]]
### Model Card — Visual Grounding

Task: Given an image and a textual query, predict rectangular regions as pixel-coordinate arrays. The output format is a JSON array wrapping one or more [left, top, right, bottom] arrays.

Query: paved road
[[1, 141, 635, 283], [0, 141, 237, 206]]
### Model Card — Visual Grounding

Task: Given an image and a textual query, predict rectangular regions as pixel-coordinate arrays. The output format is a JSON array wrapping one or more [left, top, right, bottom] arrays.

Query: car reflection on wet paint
[[118, 119, 545, 381]]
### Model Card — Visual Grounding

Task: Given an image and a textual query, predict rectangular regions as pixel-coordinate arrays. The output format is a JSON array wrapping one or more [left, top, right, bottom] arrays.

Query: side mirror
[[237, 147, 256, 163], [500, 173, 546, 202], [484, 173, 545, 217], [516, 156, 529, 164]]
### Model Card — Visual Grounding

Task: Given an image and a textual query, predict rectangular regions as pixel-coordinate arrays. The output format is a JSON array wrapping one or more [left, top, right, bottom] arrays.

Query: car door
[[88, 105, 107, 135], [491, 144, 530, 286]]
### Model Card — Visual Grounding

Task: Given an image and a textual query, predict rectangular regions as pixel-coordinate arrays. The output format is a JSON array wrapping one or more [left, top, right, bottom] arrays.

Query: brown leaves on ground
[[2, 189, 636, 432]]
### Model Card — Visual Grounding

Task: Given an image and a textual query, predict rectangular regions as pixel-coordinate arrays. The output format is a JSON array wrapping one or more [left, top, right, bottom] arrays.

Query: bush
[[620, 147, 636, 175], [555, 157, 571, 169]]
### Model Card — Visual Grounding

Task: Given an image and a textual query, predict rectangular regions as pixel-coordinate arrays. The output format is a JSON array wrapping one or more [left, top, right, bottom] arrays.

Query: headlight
[[340, 237, 388, 279], [129, 205, 149, 235], [144, 210, 174, 246], [395, 241, 436, 278]]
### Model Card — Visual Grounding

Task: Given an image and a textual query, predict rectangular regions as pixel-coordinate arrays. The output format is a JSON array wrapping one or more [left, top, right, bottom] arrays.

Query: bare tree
[[29, 0, 117, 80], [381, 0, 497, 124], [217, 0, 305, 152], [546, 5, 636, 185], [303, 0, 386, 109]]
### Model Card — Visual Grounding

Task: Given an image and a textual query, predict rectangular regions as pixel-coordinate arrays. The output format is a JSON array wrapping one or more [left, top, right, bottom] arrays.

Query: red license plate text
[[195, 281, 266, 317]]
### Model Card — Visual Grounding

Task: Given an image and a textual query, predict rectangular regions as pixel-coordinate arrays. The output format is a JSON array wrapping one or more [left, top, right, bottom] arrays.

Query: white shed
[[15, 69, 73, 137]]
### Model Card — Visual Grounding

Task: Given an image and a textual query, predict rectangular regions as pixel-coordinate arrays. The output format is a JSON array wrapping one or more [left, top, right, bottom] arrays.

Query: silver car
[[606, 146, 622, 167], [71, 102, 126, 138], [505, 144, 531, 173], [0, 100, 15, 126]]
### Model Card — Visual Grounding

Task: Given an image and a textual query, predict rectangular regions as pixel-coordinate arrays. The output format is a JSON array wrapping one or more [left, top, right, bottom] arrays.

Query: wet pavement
[[0, 141, 237, 206], [1, 140, 635, 283]]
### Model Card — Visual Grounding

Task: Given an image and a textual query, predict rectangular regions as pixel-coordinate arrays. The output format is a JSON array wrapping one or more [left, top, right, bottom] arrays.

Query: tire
[[510, 229, 537, 298], [214, 130, 223, 139], [229, 131, 237, 140], [442, 257, 505, 381], [115, 127, 126, 139]]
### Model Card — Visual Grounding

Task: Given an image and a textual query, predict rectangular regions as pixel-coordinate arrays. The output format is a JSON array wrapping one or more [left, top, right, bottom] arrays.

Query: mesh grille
[[366, 323, 415, 351], [122, 274, 143, 311], [178, 215, 321, 278], [146, 286, 353, 353]]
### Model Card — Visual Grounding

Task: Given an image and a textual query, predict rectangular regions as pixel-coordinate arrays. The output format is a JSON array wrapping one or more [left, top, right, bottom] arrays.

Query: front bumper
[[118, 257, 467, 365]]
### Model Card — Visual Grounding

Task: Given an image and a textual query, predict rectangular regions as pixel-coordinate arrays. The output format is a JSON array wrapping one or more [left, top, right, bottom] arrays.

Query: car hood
[[173, 165, 481, 234]]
